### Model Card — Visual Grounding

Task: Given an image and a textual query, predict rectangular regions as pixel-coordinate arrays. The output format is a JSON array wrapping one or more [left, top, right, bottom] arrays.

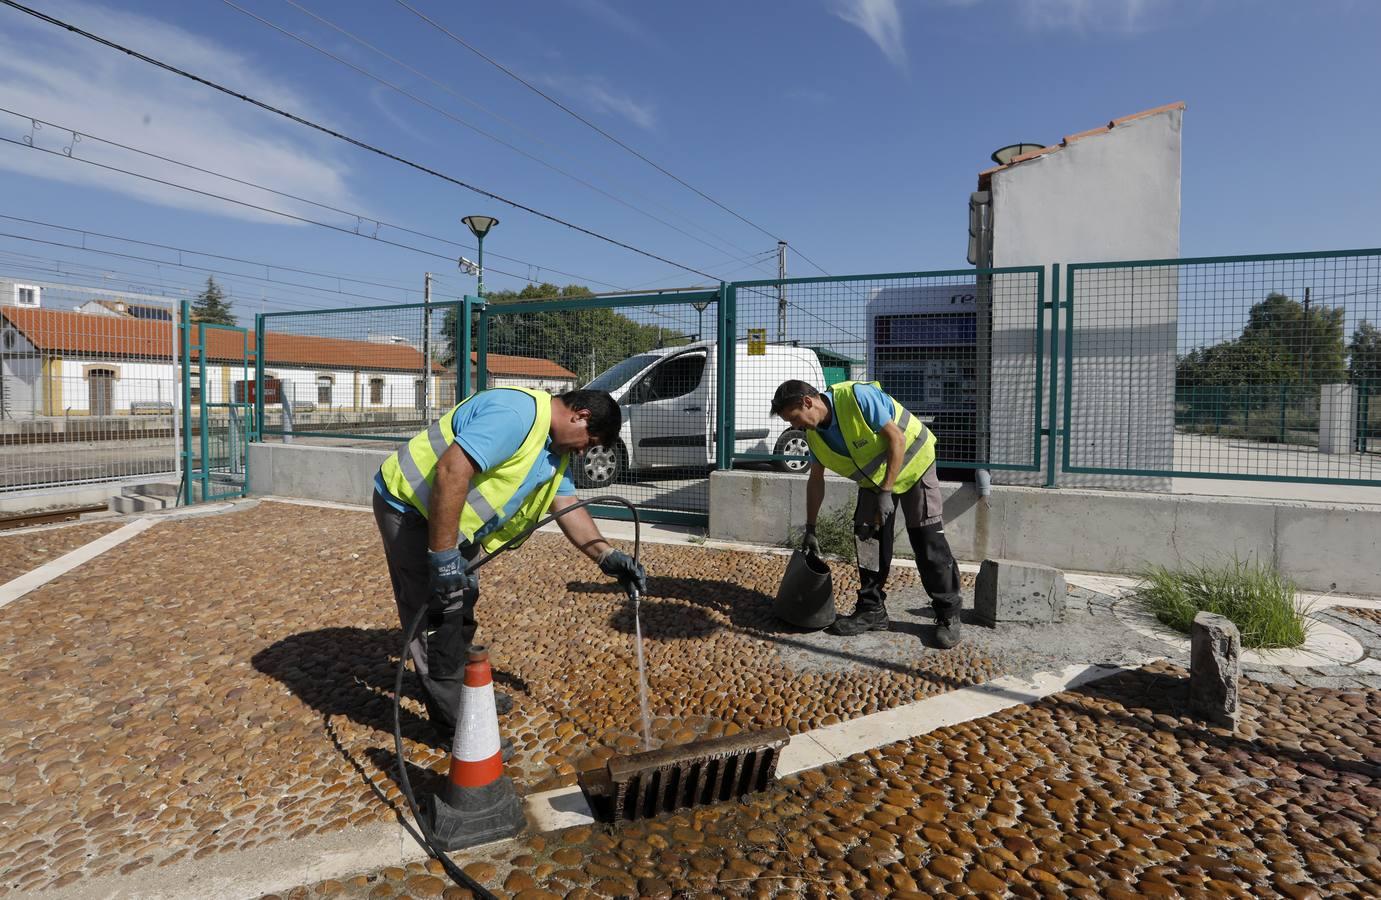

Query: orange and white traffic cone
[[423, 647, 525, 849]]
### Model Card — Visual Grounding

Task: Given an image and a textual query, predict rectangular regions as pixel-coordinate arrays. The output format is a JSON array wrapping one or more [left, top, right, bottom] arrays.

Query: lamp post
[[461, 215, 499, 298], [691, 299, 711, 341]]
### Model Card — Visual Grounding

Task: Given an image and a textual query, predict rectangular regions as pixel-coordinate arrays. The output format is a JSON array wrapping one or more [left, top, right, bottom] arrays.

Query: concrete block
[[1190, 612, 1241, 730], [974, 558, 1066, 625], [247, 442, 389, 506]]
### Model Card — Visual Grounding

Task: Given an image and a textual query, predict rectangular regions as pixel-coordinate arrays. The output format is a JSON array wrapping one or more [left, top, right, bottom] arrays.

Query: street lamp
[[691, 299, 711, 341], [461, 215, 499, 297]]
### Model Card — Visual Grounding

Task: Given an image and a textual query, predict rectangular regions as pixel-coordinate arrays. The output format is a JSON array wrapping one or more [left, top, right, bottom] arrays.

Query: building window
[[317, 375, 333, 405], [370, 377, 384, 404], [14, 284, 40, 307]]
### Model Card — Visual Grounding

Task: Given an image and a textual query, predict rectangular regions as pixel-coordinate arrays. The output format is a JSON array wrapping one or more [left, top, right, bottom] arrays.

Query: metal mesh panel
[[258, 301, 466, 444], [727, 269, 1045, 472], [0, 283, 178, 495], [482, 292, 718, 519], [1065, 251, 1381, 485]]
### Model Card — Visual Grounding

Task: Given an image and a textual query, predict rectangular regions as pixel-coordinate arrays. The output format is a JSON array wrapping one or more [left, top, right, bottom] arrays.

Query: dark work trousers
[[372, 490, 480, 734], [853, 463, 962, 621]]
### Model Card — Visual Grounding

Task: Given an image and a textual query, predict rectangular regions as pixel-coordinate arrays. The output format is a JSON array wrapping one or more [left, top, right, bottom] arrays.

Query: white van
[[573, 340, 826, 488]]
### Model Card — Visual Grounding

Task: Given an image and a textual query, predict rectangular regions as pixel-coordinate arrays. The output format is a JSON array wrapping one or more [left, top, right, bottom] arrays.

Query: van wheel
[[574, 441, 626, 488], [774, 430, 810, 473]]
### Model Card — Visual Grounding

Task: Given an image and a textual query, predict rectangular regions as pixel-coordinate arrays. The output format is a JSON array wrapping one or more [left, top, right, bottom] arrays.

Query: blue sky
[[0, 0, 1378, 315]]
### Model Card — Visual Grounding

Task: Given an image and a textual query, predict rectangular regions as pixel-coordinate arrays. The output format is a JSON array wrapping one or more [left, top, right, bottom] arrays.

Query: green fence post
[[1061, 265, 1074, 472], [254, 313, 264, 441], [715, 283, 728, 469], [1045, 264, 1060, 487], [460, 297, 474, 401], [721, 282, 737, 466], [476, 304, 489, 391], [180, 300, 193, 506], [198, 322, 210, 503]]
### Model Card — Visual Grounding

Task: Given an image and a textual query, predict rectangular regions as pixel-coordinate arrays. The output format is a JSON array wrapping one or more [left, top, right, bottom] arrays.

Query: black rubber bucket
[[771, 550, 836, 630]]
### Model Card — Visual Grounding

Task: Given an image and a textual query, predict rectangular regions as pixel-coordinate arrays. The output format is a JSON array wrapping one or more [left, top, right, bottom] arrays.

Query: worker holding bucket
[[771, 379, 964, 648]]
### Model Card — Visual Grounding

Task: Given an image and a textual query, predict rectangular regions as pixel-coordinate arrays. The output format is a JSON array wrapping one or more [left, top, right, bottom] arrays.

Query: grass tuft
[[1131, 557, 1310, 650]]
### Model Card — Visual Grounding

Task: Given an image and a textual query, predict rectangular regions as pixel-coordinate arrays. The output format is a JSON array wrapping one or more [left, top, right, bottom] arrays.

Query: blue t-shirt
[[375, 390, 575, 540], [811, 385, 894, 460]]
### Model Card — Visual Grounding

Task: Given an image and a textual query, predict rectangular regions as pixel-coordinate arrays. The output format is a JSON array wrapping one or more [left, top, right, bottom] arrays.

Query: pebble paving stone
[[280, 660, 1380, 899], [0, 519, 122, 583], [0, 501, 1007, 892]]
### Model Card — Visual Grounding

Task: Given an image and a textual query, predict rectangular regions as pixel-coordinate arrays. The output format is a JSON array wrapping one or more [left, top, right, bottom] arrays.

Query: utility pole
[[422, 272, 432, 416], [776, 241, 788, 342], [1301, 286, 1311, 387]]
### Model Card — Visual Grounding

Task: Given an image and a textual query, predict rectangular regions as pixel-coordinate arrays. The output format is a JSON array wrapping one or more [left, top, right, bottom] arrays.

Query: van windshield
[[585, 354, 659, 393]]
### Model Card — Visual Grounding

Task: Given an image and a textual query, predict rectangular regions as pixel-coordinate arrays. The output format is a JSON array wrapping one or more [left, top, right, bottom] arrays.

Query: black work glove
[[802, 525, 822, 557], [598, 548, 647, 596], [428, 547, 477, 609]]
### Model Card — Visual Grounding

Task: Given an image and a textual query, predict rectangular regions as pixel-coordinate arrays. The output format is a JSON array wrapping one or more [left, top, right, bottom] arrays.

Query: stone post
[[1189, 611, 1241, 730], [1318, 384, 1356, 455]]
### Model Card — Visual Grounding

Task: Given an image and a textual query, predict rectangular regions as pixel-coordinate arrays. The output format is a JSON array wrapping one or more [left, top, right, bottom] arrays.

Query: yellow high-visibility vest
[[805, 381, 935, 493], [379, 387, 569, 553]]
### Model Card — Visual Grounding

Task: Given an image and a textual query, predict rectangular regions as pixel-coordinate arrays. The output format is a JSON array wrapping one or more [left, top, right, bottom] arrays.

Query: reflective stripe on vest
[[805, 381, 936, 494], [377, 388, 562, 549]]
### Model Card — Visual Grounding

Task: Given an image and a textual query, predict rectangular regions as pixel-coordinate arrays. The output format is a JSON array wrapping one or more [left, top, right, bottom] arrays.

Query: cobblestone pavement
[[273, 660, 1381, 899], [0, 501, 1018, 893], [0, 519, 121, 583]]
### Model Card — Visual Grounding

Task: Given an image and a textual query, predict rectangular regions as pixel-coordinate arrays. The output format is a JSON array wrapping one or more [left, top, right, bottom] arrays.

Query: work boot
[[934, 614, 962, 649], [827, 602, 889, 636]]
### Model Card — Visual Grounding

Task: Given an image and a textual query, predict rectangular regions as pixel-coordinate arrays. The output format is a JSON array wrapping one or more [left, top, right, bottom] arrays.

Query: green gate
[[181, 301, 252, 504]]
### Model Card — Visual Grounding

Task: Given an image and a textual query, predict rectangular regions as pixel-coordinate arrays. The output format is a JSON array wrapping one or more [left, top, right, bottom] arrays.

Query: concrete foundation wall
[[244, 444, 1381, 595], [247, 442, 389, 506], [709, 469, 1379, 596]]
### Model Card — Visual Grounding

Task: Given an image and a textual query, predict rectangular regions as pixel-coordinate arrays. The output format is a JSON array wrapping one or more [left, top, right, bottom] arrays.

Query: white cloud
[[831, 0, 908, 71], [0, 0, 359, 225], [564, 0, 661, 47], [1014, 0, 1165, 32], [541, 74, 657, 130]]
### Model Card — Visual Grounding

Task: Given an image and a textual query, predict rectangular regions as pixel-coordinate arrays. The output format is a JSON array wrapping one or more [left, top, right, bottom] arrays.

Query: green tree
[[1350, 320, 1381, 386], [1178, 292, 1346, 388], [190, 276, 236, 326], [441, 283, 690, 385]]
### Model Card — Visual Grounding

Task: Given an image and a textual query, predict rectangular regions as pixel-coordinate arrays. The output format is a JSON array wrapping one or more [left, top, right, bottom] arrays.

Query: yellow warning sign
[[747, 328, 767, 355]]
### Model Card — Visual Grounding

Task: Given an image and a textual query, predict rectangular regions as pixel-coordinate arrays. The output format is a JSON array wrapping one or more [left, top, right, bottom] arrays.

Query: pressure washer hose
[[391, 496, 642, 897]]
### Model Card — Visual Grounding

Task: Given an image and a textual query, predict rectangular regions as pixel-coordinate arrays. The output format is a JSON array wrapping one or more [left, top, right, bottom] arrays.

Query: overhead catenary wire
[[0, 0, 725, 283], [391, 0, 832, 276], [223, 0, 772, 268], [0, 129, 637, 293], [0, 106, 630, 291], [0, 213, 440, 298]]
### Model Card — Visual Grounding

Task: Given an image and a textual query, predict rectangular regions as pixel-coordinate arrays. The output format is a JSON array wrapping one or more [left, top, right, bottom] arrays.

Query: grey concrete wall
[[247, 442, 388, 507], [709, 469, 1380, 596]]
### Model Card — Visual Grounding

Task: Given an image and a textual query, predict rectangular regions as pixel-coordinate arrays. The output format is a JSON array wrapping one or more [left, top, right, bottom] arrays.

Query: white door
[[627, 350, 710, 469]]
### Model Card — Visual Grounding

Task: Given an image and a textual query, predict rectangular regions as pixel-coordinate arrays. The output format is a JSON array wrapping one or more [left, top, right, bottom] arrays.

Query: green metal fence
[[725, 267, 1047, 473], [180, 302, 252, 503], [255, 298, 478, 444], [478, 289, 721, 525], [1062, 249, 1381, 486]]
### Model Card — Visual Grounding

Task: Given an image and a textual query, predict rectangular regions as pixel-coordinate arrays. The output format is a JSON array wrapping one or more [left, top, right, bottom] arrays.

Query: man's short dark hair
[[558, 389, 622, 446], [771, 379, 820, 415]]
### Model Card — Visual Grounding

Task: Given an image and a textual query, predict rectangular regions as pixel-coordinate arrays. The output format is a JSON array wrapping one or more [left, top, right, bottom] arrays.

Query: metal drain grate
[[579, 727, 791, 823]]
